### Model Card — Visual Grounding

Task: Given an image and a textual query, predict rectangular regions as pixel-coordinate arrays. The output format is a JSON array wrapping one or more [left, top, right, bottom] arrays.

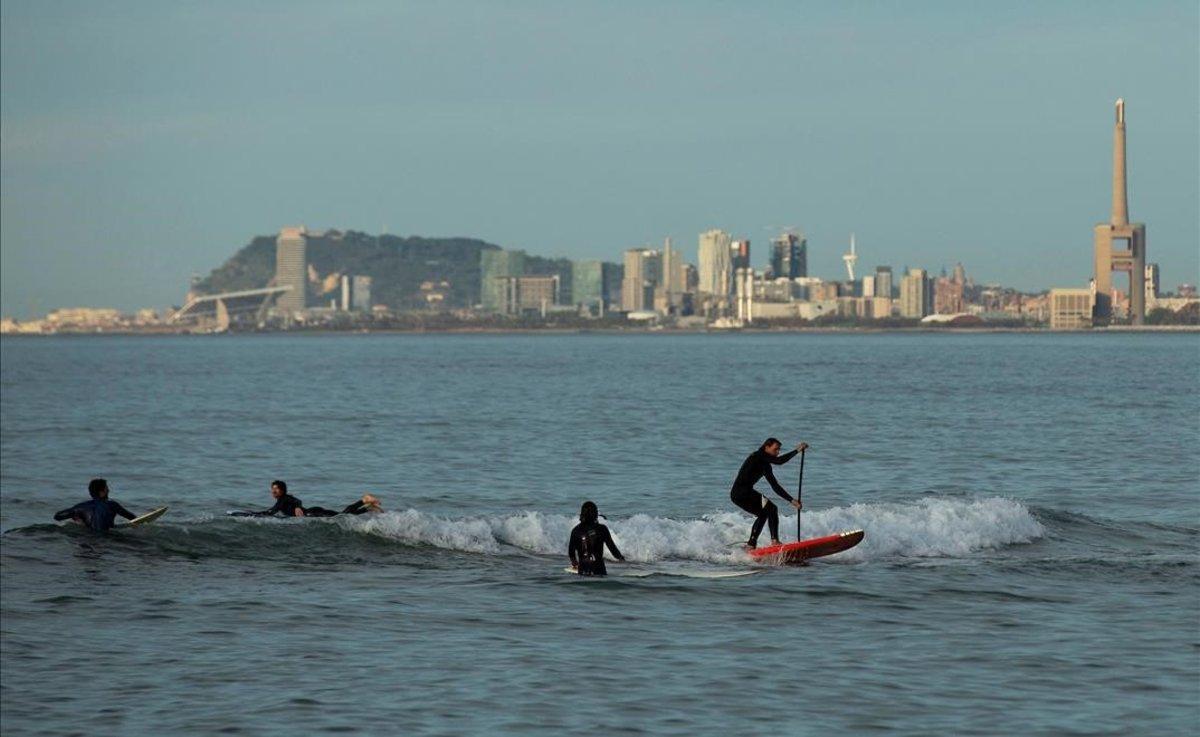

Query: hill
[[194, 231, 517, 309]]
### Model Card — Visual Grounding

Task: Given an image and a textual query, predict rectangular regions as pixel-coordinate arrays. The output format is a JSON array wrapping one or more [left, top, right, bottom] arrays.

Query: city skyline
[[2, 2, 1198, 317]]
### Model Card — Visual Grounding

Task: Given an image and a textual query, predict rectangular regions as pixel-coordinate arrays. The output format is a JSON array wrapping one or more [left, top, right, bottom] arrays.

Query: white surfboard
[[124, 506, 168, 527]]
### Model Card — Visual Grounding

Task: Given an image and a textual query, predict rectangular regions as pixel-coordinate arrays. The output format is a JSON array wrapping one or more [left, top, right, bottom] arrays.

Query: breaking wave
[[231, 495, 1046, 564], [5, 497, 1046, 566]]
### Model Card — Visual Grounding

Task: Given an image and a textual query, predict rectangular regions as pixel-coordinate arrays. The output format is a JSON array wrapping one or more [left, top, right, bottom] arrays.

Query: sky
[[1, 0, 1197, 317]]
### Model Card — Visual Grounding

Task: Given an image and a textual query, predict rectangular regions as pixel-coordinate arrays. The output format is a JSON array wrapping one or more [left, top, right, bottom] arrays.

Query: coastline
[[3, 325, 1198, 337]]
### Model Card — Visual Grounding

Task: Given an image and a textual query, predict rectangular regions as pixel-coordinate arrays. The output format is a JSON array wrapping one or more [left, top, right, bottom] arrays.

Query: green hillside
[[194, 231, 506, 309]]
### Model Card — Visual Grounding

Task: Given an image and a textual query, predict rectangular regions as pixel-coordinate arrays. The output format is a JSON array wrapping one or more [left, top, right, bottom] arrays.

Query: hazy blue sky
[[2, 1, 1197, 316]]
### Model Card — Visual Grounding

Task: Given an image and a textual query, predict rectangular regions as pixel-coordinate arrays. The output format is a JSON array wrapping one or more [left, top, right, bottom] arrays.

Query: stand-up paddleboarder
[[730, 439, 807, 549]]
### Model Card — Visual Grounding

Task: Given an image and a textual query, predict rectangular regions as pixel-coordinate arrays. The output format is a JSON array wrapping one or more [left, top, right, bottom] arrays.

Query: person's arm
[[53, 504, 80, 522], [251, 498, 284, 517], [603, 527, 624, 561], [769, 449, 799, 465], [762, 465, 794, 502], [111, 501, 137, 521], [568, 529, 580, 567]]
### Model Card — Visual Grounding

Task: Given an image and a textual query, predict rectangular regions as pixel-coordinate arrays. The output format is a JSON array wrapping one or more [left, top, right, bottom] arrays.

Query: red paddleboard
[[747, 529, 864, 565]]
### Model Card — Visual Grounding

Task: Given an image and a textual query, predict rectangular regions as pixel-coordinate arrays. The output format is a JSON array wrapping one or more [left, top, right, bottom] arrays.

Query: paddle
[[796, 447, 806, 542]]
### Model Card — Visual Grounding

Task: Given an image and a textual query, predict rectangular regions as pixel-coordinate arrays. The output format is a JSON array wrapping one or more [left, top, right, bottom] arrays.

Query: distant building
[[622, 248, 660, 312], [753, 276, 798, 303], [934, 276, 964, 315], [572, 260, 605, 310], [602, 262, 624, 308], [45, 308, 124, 328], [697, 230, 733, 298], [481, 249, 527, 312], [731, 239, 751, 273], [1145, 263, 1160, 305], [1093, 99, 1146, 325], [340, 275, 372, 311], [875, 266, 894, 300], [496, 275, 560, 316], [861, 275, 876, 298], [275, 226, 308, 314], [899, 268, 932, 318], [1050, 288, 1094, 329], [735, 267, 754, 322], [811, 281, 840, 302], [770, 232, 807, 279], [659, 238, 687, 310]]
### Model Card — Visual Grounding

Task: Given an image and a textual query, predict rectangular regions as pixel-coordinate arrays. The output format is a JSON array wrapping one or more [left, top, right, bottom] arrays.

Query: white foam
[[332, 496, 1045, 565]]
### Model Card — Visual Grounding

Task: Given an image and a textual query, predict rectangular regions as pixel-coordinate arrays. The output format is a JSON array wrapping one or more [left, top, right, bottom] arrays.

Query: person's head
[[762, 438, 782, 457], [361, 493, 382, 512], [88, 478, 109, 499], [270, 480, 288, 499], [579, 501, 599, 524]]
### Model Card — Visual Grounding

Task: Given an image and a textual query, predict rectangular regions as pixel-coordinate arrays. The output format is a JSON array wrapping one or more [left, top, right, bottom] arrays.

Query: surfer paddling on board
[[244, 481, 384, 517], [250, 480, 305, 517], [730, 439, 807, 549], [568, 501, 625, 576], [53, 478, 137, 532]]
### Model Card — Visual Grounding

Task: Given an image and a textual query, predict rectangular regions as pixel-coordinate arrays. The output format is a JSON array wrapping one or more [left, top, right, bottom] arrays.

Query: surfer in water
[[247, 481, 383, 517], [250, 480, 306, 517], [53, 478, 137, 532], [730, 438, 807, 549], [568, 501, 625, 576]]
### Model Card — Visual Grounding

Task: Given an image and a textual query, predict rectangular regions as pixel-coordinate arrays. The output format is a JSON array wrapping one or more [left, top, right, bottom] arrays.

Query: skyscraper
[[874, 266, 893, 300], [731, 240, 751, 272], [900, 268, 932, 318], [697, 230, 733, 297], [1093, 99, 1147, 325], [770, 232, 807, 279], [660, 238, 686, 298], [275, 226, 307, 314], [934, 275, 964, 315], [602, 262, 624, 309], [481, 249, 527, 312], [572, 260, 604, 309], [622, 248, 660, 312]]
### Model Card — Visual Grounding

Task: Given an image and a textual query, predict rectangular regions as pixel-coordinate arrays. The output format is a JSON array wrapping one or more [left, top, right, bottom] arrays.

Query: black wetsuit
[[303, 500, 378, 517], [730, 448, 798, 546], [568, 521, 624, 576], [254, 494, 304, 517], [53, 498, 136, 532]]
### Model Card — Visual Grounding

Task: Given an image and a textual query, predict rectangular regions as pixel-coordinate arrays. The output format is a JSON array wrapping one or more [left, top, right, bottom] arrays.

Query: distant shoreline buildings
[[3, 98, 1197, 335]]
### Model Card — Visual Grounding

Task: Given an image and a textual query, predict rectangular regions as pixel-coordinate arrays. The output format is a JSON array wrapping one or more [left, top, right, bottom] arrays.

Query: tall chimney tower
[[1093, 98, 1146, 326], [1111, 98, 1128, 227]]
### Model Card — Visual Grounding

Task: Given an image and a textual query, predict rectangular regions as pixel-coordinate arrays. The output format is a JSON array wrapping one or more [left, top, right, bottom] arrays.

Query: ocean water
[[1, 333, 1196, 736]]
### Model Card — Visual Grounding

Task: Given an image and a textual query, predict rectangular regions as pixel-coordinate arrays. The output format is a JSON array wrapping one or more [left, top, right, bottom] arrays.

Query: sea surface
[[1, 333, 1197, 736]]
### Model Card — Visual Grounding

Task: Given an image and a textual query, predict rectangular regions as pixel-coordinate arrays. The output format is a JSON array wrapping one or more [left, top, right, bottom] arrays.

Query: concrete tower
[[275, 226, 308, 315], [1093, 99, 1146, 325]]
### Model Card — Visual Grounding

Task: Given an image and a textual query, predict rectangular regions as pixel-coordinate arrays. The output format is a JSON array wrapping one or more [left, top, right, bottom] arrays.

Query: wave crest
[[338, 495, 1045, 563]]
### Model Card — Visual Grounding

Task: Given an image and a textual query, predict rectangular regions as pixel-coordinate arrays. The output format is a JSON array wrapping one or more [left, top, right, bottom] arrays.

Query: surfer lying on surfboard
[[240, 480, 384, 518], [730, 439, 807, 549], [53, 478, 138, 532], [568, 501, 624, 576]]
